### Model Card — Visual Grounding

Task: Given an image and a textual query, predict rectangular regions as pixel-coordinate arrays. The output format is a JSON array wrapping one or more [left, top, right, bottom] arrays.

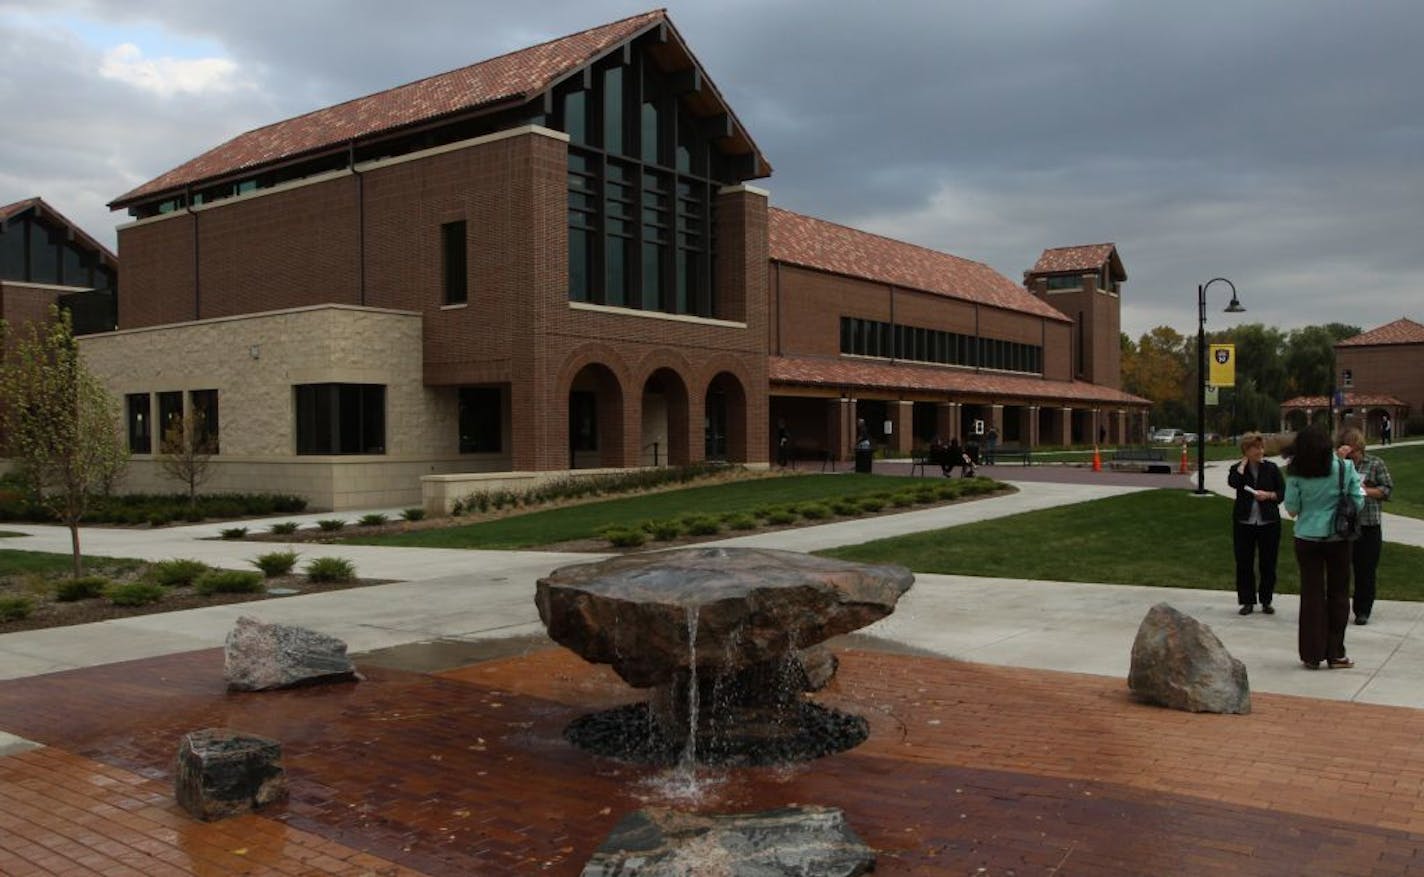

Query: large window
[[441, 221, 468, 305], [458, 387, 502, 453], [569, 391, 597, 452], [1045, 274, 1082, 291], [295, 384, 386, 455], [189, 389, 219, 454], [126, 394, 151, 454], [555, 42, 734, 319], [840, 317, 1043, 374]]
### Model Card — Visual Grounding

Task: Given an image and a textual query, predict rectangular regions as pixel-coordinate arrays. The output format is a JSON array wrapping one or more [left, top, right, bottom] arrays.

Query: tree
[[1283, 324, 1359, 397], [158, 409, 215, 507], [1122, 326, 1191, 425], [0, 307, 129, 577]]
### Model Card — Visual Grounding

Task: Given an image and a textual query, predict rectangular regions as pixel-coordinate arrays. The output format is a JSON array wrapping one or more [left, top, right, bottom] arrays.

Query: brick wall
[[1338, 345, 1424, 414]]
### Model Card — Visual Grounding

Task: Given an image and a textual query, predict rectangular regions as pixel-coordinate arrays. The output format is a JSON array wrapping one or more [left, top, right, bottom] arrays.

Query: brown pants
[[1295, 537, 1351, 664]]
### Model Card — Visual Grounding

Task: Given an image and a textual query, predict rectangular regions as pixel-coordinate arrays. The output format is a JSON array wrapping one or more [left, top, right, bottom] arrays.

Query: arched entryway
[[641, 368, 691, 466], [568, 363, 626, 469], [704, 372, 748, 462]]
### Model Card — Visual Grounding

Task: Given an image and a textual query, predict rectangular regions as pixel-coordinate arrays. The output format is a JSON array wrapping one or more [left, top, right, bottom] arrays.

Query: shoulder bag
[[1332, 460, 1361, 541]]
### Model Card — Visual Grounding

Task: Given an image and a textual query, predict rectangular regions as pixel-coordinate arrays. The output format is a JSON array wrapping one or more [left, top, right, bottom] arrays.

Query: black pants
[[1233, 520, 1280, 607], [1352, 524, 1383, 618], [1295, 538, 1352, 664]]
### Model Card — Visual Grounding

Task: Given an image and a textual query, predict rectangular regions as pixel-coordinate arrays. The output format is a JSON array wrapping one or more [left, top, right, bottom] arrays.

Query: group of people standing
[[1228, 424, 1393, 670]]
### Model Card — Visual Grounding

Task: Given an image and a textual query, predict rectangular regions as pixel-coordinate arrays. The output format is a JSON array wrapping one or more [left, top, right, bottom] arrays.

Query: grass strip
[[822, 488, 1424, 600]]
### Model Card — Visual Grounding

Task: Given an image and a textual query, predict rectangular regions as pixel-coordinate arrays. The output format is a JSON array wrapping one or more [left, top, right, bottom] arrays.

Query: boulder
[[582, 806, 874, 876], [1128, 603, 1250, 714], [224, 616, 358, 691], [174, 728, 287, 821]]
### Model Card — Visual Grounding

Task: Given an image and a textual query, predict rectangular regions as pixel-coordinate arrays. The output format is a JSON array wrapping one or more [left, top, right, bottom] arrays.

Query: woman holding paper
[[1226, 432, 1285, 615]]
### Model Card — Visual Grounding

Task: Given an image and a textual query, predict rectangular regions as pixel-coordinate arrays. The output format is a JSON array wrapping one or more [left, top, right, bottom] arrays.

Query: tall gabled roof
[[1029, 243, 1125, 281], [111, 9, 768, 209], [768, 208, 1070, 322], [0, 197, 117, 268], [1336, 318, 1424, 347]]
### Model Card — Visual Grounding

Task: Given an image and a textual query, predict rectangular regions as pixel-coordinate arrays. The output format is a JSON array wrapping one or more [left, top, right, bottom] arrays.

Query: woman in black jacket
[[1226, 432, 1285, 615]]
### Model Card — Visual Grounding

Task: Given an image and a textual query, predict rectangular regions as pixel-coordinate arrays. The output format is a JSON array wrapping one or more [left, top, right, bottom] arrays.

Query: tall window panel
[[458, 387, 503, 453], [441, 221, 467, 305], [189, 389, 219, 454], [157, 391, 183, 444], [126, 394, 151, 454]]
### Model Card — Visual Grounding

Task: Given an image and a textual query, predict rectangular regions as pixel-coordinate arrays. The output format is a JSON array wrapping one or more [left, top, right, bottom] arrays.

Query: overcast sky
[[2, 0, 1419, 338]]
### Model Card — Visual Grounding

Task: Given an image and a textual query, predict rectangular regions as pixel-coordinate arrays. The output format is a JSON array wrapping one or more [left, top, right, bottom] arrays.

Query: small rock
[[224, 616, 358, 691], [582, 805, 875, 876], [174, 728, 287, 821], [1128, 602, 1250, 714]]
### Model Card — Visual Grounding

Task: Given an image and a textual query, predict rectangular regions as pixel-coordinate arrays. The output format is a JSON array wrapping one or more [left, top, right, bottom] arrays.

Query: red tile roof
[[1336, 318, 1424, 347], [0, 197, 117, 266], [1279, 393, 1406, 409], [769, 355, 1150, 406], [1030, 243, 1119, 275], [113, 9, 734, 209], [768, 208, 1070, 322]]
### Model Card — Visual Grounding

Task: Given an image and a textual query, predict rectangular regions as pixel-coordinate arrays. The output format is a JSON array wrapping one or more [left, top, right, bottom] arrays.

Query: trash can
[[854, 446, 874, 474]]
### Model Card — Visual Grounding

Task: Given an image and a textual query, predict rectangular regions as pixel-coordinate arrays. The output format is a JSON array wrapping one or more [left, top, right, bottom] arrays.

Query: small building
[[1280, 317, 1422, 439], [80, 10, 1148, 510]]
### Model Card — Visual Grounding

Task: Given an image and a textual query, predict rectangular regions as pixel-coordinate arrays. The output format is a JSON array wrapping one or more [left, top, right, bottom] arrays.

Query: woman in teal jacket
[[1283, 424, 1365, 669]]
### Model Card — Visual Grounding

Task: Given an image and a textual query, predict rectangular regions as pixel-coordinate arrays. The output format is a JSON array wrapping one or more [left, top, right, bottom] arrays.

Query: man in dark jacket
[[1226, 432, 1286, 615]]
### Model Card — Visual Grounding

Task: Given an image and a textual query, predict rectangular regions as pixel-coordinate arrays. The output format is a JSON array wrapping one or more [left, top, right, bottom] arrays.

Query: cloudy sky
[[2, 0, 1419, 338]]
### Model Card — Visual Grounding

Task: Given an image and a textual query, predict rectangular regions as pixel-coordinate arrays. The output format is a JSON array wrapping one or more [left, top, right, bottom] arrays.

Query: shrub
[[194, 569, 265, 595], [0, 595, 34, 621], [858, 496, 887, 513], [912, 487, 939, 504], [219, 527, 248, 540], [764, 508, 798, 525], [269, 521, 299, 535], [316, 519, 345, 532], [55, 575, 110, 602], [358, 513, 389, 526], [681, 514, 722, 536], [305, 556, 356, 583], [150, 558, 210, 587], [724, 513, 758, 530], [795, 502, 831, 520], [830, 498, 861, 516], [147, 511, 174, 527], [401, 507, 425, 522], [106, 581, 165, 606], [646, 519, 684, 541], [888, 492, 916, 508], [604, 527, 648, 548], [251, 550, 300, 578]]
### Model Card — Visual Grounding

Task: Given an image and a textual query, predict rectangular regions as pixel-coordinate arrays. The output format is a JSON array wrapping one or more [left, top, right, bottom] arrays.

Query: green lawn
[[822, 489, 1424, 601], [1374, 444, 1424, 520], [345, 474, 973, 549], [0, 550, 142, 578]]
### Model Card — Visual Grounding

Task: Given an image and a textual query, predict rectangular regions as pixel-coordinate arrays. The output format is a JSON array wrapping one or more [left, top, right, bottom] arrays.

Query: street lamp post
[[1196, 278, 1245, 495]]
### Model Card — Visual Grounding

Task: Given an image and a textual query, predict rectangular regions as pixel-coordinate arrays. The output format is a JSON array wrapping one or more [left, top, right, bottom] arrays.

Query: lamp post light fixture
[[1195, 277, 1245, 495]]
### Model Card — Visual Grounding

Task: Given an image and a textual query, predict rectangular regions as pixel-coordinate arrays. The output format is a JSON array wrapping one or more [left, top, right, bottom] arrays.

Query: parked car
[[1183, 432, 1199, 444], [1151, 428, 1184, 444]]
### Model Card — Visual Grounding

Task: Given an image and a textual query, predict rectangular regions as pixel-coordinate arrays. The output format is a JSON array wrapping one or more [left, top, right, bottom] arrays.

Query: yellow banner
[[1209, 344, 1236, 388]]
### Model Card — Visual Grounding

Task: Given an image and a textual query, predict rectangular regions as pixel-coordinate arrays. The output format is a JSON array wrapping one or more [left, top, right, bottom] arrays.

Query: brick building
[[81, 10, 1147, 510], [1280, 317, 1423, 439]]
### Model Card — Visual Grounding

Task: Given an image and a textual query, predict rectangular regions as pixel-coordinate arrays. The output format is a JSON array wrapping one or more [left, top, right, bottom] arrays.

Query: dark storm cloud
[[2, 0, 1419, 336]]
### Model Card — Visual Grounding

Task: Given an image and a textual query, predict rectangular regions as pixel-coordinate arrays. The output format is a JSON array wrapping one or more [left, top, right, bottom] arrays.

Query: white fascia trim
[[117, 125, 573, 232], [1, 281, 97, 293], [718, 183, 770, 197], [568, 300, 747, 329]]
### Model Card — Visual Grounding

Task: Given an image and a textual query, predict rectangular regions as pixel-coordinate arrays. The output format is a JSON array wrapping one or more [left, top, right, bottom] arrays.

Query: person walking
[[1226, 433, 1284, 615], [1381, 414, 1392, 445], [985, 425, 998, 465], [1283, 424, 1364, 669], [1339, 427, 1393, 625], [776, 420, 791, 468]]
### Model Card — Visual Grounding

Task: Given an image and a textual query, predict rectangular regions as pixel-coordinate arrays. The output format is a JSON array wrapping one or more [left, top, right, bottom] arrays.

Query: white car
[[1151, 428, 1183, 444]]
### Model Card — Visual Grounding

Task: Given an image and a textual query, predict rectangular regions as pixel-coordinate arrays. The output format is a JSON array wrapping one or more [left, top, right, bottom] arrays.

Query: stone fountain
[[535, 546, 913, 766]]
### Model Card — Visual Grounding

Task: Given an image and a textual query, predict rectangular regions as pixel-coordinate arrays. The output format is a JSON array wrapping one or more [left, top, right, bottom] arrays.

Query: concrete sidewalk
[[2, 476, 1421, 711]]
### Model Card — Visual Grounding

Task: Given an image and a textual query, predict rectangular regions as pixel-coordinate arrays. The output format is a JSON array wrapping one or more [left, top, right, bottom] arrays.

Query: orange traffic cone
[[1179, 442, 1189, 474], [1092, 445, 1102, 472]]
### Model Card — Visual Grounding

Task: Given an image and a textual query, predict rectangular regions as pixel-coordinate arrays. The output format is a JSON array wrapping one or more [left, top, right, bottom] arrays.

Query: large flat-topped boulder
[[1129, 603, 1251, 714], [535, 547, 913, 689]]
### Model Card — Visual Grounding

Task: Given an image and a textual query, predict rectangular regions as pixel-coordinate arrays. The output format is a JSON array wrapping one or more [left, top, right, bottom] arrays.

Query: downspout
[[184, 186, 199, 319], [349, 142, 366, 305], [888, 284, 896, 362]]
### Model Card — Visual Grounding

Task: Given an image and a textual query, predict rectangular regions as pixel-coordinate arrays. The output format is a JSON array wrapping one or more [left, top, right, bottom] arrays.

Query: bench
[[1111, 447, 1172, 474], [985, 443, 1031, 466], [913, 444, 978, 477]]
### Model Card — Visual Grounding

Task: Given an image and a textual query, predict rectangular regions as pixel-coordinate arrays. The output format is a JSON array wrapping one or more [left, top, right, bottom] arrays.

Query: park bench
[[1111, 447, 1172, 474], [986, 443, 1032, 466]]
